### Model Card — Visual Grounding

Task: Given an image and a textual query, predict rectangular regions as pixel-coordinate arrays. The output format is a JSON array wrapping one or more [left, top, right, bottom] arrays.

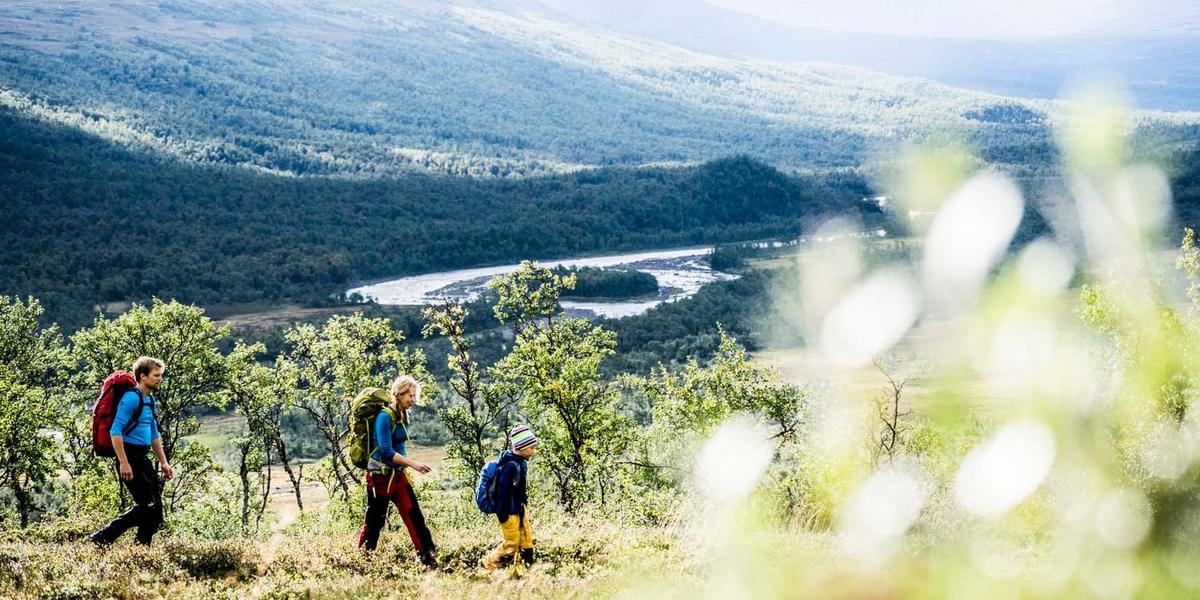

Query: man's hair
[[132, 356, 165, 382]]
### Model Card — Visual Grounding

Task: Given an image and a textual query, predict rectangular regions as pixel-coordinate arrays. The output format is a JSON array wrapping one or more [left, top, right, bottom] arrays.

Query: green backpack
[[348, 387, 397, 470]]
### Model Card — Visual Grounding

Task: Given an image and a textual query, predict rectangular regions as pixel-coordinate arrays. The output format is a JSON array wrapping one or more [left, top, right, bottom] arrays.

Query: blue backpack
[[475, 459, 501, 513]]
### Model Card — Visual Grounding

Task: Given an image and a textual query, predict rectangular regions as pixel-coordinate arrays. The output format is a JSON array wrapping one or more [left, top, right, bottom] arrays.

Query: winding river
[[346, 246, 737, 318], [347, 230, 886, 319]]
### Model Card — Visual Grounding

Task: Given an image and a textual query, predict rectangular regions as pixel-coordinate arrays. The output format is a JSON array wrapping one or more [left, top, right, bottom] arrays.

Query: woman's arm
[[375, 410, 431, 473], [392, 452, 431, 473], [373, 410, 397, 463]]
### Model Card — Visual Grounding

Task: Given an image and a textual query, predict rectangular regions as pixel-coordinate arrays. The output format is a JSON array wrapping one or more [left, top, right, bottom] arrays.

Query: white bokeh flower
[[693, 414, 775, 502], [819, 268, 919, 368], [839, 461, 928, 568], [923, 173, 1025, 312], [954, 419, 1056, 517]]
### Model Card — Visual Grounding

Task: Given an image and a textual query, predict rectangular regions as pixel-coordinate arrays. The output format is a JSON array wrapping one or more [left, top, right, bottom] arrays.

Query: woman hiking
[[356, 375, 438, 569]]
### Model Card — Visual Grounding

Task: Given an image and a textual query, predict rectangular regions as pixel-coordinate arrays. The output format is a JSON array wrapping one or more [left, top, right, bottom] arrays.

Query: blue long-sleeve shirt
[[110, 389, 160, 447], [367, 408, 407, 472]]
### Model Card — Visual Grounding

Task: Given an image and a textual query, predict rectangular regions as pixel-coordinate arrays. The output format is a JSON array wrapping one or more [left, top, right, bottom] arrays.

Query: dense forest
[[1170, 146, 1200, 229], [3, 2, 1198, 337], [5, 99, 1199, 334], [554, 267, 659, 300], [0, 107, 877, 330]]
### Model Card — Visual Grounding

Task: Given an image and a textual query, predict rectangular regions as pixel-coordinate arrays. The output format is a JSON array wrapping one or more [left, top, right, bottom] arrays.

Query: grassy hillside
[[2, 504, 675, 599]]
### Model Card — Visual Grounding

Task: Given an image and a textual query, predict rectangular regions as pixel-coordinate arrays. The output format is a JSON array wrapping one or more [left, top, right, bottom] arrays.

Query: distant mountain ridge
[[524, 0, 1200, 112], [4, 0, 1194, 179]]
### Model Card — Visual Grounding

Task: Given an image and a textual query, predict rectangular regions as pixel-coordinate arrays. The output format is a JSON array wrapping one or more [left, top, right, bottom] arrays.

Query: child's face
[[516, 445, 537, 459]]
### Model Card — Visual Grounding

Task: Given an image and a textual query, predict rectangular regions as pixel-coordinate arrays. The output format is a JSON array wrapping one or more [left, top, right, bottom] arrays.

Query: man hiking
[[481, 424, 539, 572], [90, 356, 173, 546]]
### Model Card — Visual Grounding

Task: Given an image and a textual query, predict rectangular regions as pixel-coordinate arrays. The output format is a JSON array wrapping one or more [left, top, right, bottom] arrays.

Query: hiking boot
[[418, 549, 439, 571], [520, 548, 535, 567], [481, 552, 513, 572]]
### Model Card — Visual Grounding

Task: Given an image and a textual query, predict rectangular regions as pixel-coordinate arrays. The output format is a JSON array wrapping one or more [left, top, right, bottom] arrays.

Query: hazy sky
[[703, 0, 1199, 39]]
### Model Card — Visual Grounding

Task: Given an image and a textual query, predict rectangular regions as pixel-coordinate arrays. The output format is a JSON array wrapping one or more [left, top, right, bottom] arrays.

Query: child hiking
[[353, 376, 439, 569], [481, 424, 539, 572]]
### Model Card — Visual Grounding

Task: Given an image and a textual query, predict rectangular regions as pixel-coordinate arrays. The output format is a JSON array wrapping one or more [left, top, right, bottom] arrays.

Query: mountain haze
[[526, 0, 1200, 112]]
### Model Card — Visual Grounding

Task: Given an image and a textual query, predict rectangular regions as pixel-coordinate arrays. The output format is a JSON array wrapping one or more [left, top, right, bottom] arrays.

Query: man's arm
[[112, 435, 132, 481], [151, 437, 173, 480], [110, 391, 135, 481]]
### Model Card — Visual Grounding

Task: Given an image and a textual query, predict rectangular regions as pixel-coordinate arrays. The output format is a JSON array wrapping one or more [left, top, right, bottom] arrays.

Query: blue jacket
[[368, 408, 407, 472], [110, 389, 160, 447], [493, 450, 529, 522]]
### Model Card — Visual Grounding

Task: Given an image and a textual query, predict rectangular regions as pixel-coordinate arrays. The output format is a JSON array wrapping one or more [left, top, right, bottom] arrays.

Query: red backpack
[[91, 371, 146, 457]]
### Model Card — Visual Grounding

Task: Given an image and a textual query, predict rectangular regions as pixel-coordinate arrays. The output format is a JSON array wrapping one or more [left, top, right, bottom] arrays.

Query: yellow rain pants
[[483, 508, 533, 571]]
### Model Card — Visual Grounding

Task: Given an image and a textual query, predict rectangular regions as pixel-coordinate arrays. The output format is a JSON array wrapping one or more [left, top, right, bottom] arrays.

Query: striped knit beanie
[[511, 424, 539, 451]]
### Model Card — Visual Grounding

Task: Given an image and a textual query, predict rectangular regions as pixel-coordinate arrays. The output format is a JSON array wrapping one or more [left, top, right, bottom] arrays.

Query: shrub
[[163, 539, 262, 580]]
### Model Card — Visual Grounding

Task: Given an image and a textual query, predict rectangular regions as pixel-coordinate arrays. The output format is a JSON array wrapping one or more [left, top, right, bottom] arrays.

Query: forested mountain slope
[[5, 1, 1194, 179], [4, 1, 1199, 330], [0, 107, 872, 330]]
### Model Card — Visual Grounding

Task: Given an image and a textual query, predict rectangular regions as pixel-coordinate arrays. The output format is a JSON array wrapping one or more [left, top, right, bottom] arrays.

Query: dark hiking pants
[[357, 469, 435, 554], [91, 446, 163, 546]]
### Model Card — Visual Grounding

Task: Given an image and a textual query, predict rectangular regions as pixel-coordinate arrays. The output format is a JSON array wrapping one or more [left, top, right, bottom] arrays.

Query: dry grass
[[0, 512, 678, 599]]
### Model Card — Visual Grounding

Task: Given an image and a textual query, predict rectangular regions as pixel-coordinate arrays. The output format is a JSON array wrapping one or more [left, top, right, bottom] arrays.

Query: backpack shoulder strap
[[121, 388, 145, 436], [487, 459, 502, 496], [381, 406, 399, 432], [369, 406, 398, 474]]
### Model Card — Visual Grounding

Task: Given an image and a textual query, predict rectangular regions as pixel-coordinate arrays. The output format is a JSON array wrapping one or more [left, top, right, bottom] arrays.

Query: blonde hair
[[390, 375, 421, 424], [132, 356, 165, 382]]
